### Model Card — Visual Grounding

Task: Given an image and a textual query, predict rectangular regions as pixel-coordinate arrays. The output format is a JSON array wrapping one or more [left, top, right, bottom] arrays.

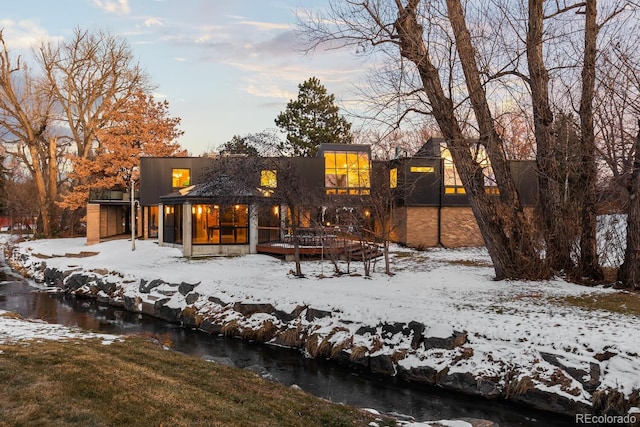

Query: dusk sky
[[1, 0, 369, 155]]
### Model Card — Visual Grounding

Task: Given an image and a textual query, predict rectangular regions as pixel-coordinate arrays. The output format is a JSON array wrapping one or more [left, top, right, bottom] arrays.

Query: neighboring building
[[86, 139, 538, 256]]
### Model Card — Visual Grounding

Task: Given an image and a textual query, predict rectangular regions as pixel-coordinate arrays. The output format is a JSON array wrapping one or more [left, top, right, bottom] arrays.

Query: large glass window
[[172, 169, 191, 188], [163, 204, 182, 244], [148, 206, 159, 238], [324, 151, 370, 195], [192, 204, 249, 245], [441, 144, 498, 195]]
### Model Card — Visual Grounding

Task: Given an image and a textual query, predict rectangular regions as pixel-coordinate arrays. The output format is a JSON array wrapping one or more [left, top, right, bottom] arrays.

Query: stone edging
[[9, 254, 640, 425]]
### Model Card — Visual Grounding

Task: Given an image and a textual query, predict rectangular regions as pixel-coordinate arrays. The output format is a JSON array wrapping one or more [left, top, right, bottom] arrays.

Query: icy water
[[0, 265, 573, 426]]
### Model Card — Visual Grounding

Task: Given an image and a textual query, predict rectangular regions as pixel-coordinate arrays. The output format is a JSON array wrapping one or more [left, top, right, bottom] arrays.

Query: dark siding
[[139, 157, 212, 206], [401, 158, 442, 206], [290, 157, 325, 191]]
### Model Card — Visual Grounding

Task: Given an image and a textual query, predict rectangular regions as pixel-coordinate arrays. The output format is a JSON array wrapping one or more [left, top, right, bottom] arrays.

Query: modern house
[[85, 138, 538, 257]]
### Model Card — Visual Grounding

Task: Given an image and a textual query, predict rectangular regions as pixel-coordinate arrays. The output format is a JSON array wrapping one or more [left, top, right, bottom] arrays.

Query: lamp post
[[131, 166, 139, 251]]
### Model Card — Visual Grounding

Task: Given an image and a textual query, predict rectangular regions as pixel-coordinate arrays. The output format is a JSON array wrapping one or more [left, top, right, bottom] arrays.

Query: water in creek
[[0, 271, 572, 426]]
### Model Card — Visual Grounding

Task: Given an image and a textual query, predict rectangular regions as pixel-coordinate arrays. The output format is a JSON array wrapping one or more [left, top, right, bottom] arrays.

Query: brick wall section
[[440, 207, 484, 247], [406, 207, 440, 248], [86, 204, 100, 245], [393, 206, 485, 249], [389, 207, 408, 244]]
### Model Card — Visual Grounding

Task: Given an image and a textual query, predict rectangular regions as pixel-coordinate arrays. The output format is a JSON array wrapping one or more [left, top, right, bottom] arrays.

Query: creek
[[0, 261, 571, 426]]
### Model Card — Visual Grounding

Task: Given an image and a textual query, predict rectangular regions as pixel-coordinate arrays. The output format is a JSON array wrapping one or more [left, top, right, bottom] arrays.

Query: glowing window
[[172, 169, 190, 188], [324, 150, 370, 195], [440, 143, 497, 195], [191, 204, 248, 245], [260, 170, 277, 188], [410, 166, 434, 173], [390, 168, 397, 189]]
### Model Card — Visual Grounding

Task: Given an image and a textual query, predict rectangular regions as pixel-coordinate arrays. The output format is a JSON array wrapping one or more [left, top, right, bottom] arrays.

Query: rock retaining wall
[[11, 259, 640, 425]]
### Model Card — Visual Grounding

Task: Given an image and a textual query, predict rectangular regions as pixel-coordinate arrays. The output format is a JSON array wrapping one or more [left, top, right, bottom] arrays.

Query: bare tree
[[1, 28, 152, 236], [203, 143, 325, 278], [299, 0, 638, 282], [36, 27, 151, 175], [301, 1, 546, 280], [0, 31, 60, 236], [619, 122, 640, 289]]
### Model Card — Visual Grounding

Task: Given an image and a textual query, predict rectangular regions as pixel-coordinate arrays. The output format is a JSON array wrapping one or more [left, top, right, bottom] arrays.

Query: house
[[389, 137, 538, 248], [85, 138, 538, 257]]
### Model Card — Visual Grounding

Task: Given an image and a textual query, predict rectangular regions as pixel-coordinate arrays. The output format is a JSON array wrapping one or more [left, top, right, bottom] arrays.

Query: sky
[[1, 0, 369, 155]]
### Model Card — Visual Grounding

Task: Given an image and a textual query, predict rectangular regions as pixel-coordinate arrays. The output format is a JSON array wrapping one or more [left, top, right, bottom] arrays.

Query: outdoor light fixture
[[130, 166, 139, 251]]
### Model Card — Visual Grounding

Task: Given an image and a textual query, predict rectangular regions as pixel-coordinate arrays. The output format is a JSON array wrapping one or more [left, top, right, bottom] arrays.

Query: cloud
[[93, 0, 131, 15], [144, 17, 163, 27], [237, 20, 290, 31], [0, 19, 58, 50]]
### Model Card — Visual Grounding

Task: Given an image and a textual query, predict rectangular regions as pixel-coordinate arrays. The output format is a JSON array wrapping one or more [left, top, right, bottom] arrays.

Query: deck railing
[[257, 226, 358, 248]]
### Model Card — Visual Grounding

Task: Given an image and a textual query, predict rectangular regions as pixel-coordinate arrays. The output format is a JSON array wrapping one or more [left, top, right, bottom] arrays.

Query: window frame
[[324, 150, 371, 195], [172, 168, 191, 188], [191, 203, 249, 245]]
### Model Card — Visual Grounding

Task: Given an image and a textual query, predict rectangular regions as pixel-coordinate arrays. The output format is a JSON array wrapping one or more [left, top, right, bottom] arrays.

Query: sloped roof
[[160, 175, 256, 201]]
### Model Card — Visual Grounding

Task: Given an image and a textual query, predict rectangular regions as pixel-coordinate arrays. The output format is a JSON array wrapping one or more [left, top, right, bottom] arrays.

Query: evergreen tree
[[275, 77, 353, 157], [219, 135, 260, 157]]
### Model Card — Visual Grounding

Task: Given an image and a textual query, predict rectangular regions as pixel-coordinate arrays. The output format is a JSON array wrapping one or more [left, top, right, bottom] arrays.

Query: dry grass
[[442, 259, 494, 268], [0, 337, 389, 427], [0, 311, 23, 320], [550, 291, 640, 316]]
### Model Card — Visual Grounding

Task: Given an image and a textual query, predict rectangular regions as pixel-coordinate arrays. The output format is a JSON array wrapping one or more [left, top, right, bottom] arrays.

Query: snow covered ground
[[4, 236, 640, 422], [0, 310, 118, 346]]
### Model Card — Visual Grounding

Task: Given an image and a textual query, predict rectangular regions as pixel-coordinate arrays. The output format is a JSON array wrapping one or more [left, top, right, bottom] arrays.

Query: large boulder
[[397, 365, 438, 384], [424, 330, 467, 351], [233, 303, 275, 317], [369, 354, 396, 376], [139, 279, 166, 294], [65, 273, 92, 291], [43, 268, 64, 287], [540, 352, 601, 393], [153, 298, 181, 322], [178, 281, 198, 296], [305, 307, 332, 321], [185, 292, 200, 305], [511, 386, 591, 416]]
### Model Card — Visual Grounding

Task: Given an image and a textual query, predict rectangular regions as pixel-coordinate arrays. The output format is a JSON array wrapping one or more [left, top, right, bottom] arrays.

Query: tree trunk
[[527, 0, 574, 273], [393, 0, 547, 279], [28, 144, 51, 237], [445, 0, 548, 280], [47, 137, 59, 235], [618, 121, 640, 289], [577, 0, 603, 281]]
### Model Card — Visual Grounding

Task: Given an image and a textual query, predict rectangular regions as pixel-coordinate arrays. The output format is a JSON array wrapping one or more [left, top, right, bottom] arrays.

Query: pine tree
[[275, 77, 353, 157], [219, 135, 260, 157]]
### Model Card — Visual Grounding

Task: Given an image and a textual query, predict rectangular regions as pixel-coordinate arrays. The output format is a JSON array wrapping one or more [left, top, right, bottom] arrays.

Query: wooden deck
[[256, 242, 353, 257], [256, 241, 382, 260]]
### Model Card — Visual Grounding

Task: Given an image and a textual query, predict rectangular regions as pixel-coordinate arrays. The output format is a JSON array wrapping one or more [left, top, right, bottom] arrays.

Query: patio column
[[158, 203, 164, 246], [249, 204, 258, 254], [183, 202, 192, 257]]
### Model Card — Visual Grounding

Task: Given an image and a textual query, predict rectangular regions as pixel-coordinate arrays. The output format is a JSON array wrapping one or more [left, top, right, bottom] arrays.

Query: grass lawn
[[551, 291, 640, 316], [0, 335, 388, 427]]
